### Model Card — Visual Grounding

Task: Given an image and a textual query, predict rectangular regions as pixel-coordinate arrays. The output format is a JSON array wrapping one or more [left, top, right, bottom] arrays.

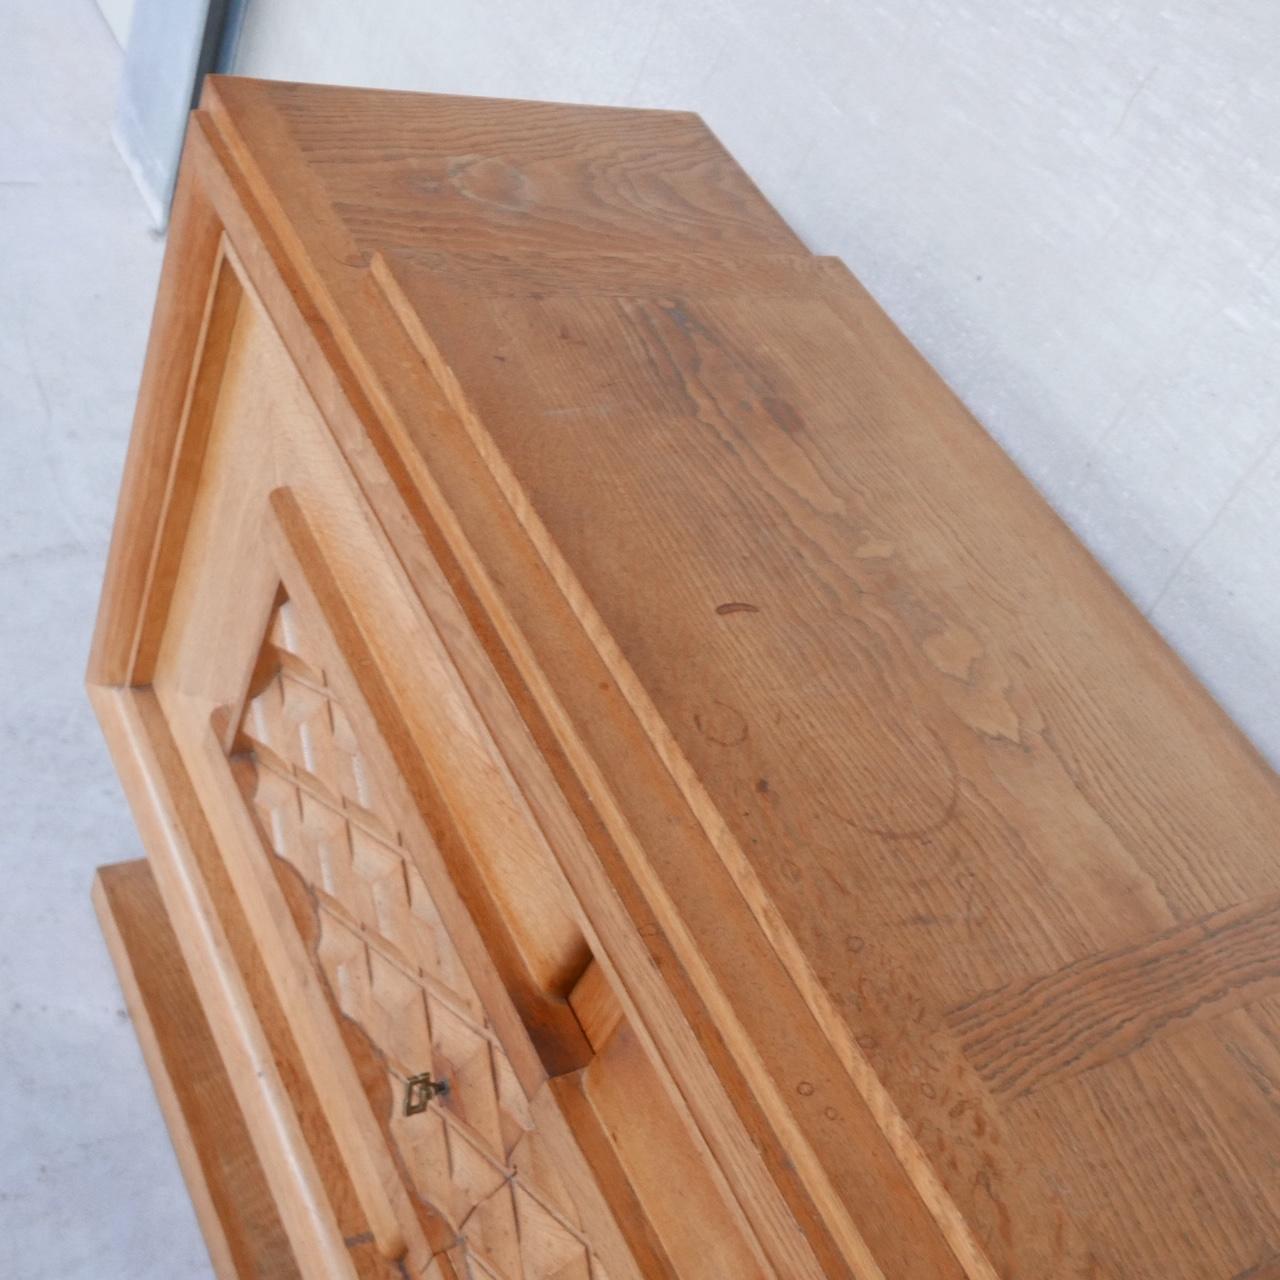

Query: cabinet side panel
[[89, 144, 227, 688]]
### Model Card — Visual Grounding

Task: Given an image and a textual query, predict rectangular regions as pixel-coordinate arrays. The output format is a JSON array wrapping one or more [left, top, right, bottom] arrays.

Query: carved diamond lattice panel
[[235, 597, 607, 1280]]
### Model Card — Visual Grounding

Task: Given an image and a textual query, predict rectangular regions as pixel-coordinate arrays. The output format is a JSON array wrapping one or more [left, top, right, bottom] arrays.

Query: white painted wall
[[235, 1, 1280, 766]]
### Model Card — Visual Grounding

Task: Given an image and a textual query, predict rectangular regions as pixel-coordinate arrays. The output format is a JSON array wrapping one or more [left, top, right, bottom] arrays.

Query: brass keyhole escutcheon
[[404, 1073, 449, 1116]]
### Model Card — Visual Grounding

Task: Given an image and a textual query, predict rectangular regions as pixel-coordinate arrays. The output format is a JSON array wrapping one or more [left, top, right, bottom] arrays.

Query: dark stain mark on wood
[[762, 395, 804, 435], [1231, 1247, 1280, 1280], [694, 701, 749, 746], [446, 154, 532, 212]]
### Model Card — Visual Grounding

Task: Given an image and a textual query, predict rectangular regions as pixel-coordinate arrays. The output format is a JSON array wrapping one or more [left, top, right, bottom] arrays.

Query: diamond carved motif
[[234, 596, 607, 1280]]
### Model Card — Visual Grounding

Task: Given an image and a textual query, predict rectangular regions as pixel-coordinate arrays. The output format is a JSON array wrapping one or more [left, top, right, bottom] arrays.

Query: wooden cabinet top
[[104, 77, 1280, 1279]]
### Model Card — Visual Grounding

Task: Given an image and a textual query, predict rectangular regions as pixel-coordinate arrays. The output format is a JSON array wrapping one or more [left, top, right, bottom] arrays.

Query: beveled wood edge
[[193, 78, 982, 1280], [93, 858, 299, 1280], [545, 1072, 679, 1277]]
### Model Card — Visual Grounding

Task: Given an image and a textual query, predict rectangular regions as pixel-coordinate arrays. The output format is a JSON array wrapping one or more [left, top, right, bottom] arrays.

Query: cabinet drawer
[[141, 250, 769, 1279]]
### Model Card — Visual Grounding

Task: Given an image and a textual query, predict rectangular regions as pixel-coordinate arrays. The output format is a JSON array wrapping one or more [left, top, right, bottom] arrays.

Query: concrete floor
[[0, 2, 208, 1276]]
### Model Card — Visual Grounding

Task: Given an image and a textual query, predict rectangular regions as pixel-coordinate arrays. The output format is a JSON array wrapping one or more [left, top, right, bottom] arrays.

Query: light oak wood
[[93, 859, 299, 1280], [91, 685, 403, 1279], [90, 77, 1280, 1280]]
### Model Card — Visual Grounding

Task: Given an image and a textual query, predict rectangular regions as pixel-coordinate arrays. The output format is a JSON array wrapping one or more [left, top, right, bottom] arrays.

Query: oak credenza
[[90, 77, 1280, 1280]]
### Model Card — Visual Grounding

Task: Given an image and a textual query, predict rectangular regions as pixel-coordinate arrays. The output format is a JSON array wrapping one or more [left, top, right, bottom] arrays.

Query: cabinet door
[[146, 270, 618, 1280], [145, 261, 771, 1280]]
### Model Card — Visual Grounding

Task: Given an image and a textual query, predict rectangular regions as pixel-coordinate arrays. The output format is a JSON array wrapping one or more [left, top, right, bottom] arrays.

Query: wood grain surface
[[94, 859, 300, 1280], [91, 686, 410, 1279], [91, 76, 1280, 1280], [373, 205, 1280, 1280]]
